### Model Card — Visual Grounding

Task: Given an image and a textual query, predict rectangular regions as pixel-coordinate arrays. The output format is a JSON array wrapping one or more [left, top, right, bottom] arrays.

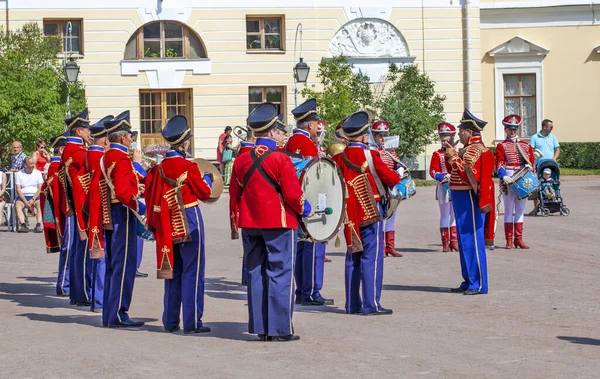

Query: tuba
[[326, 115, 350, 157], [192, 158, 224, 203]]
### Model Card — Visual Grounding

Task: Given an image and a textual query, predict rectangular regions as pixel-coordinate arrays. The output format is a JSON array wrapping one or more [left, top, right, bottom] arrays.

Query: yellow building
[[480, 0, 600, 144], [1, 0, 598, 163]]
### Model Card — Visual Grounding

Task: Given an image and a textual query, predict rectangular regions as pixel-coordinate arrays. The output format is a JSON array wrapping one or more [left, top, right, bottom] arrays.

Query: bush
[[558, 142, 600, 169]]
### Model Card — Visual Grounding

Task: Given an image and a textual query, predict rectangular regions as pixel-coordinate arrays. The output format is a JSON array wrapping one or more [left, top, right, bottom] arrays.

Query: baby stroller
[[534, 159, 570, 217]]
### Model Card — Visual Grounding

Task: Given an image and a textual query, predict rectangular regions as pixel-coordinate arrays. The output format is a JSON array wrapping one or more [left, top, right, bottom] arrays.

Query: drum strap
[[514, 141, 532, 167], [243, 150, 281, 194], [364, 150, 387, 200]]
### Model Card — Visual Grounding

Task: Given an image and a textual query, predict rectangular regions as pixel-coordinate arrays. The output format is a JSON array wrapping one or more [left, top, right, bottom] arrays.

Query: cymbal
[[192, 158, 223, 203]]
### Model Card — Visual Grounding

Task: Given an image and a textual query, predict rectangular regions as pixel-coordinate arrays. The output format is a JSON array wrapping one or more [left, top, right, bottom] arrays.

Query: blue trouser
[[450, 190, 489, 294], [243, 228, 297, 336], [345, 214, 385, 314], [56, 216, 73, 295], [163, 206, 206, 332], [91, 257, 105, 310], [295, 241, 326, 302], [136, 238, 143, 269], [103, 204, 138, 326], [70, 219, 92, 303]]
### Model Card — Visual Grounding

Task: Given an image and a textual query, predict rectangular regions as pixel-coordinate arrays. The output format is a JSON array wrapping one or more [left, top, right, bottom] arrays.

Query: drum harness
[[242, 150, 302, 193]]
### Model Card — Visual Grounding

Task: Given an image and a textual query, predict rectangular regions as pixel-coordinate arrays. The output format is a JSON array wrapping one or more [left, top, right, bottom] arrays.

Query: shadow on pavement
[[18, 313, 158, 329], [114, 321, 254, 341], [0, 280, 74, 310], [383, 284, 453, 293], [18, 276, 56, 283], [205, 277, 247, 301], [557, 336, 600, 346]]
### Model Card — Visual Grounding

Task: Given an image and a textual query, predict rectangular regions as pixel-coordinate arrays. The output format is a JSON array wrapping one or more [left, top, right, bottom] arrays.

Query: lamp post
[[293, 23, 310, 107], [63, 21, 80, 122]]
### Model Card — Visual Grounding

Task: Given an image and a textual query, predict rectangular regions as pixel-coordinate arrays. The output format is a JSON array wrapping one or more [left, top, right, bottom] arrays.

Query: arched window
[[124, 21, 206, 60]]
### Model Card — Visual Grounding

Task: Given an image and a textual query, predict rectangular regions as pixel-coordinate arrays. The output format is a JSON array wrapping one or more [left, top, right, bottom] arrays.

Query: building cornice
[[481, 4, 600, 29]]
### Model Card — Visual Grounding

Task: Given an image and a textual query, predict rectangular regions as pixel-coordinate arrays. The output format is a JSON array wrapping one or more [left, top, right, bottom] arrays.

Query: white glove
[[443, 174, 450, 183], [502, 176, 514, 184], [397, 167, 405, 177], [525, 164, 533, 171]]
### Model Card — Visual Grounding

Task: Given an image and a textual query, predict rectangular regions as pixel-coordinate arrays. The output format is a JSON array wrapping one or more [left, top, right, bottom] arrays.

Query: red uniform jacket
[[496, 138, 534, 173], [448, 135, 495, 214], [101, 143, 145, 222], [229, 138, 306, 236], [332, 143, 401, 253], [41, 157, 62, 253], [284, 129, 318, 158], [60, 137, 89, 240], [238, 142, 255, 156], [429, 149, 451, 179], [145, 151, 211, 279], [85, 146, 106, 258]]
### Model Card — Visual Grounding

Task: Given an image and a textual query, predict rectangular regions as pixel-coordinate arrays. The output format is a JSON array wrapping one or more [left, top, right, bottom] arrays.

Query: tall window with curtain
[[503, 74, 537, 137]]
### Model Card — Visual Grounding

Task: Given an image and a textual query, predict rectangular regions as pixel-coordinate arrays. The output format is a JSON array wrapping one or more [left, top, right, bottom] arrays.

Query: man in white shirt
[[15, 157, 44, 233]]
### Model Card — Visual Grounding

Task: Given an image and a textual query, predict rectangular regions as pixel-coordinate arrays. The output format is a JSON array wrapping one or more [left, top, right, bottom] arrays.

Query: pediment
[[488, 36, 549, 58], [328, 18, 410, 58]]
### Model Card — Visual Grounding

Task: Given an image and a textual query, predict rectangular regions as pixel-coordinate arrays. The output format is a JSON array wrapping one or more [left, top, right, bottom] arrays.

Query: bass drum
[[293, 157, 346, 242]]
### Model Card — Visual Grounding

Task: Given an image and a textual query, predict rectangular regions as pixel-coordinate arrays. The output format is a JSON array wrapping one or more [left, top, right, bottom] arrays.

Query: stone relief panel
[[329, 18, 410, 58]]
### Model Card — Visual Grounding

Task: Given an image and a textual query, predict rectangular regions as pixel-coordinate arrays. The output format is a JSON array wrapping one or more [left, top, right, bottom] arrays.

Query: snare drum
[[392, 173, 417, 200], [508, 167, 540, 200]]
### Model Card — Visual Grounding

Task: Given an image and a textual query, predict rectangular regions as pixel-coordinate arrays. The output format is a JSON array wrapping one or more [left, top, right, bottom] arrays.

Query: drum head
[[298, 157, 346, 242]]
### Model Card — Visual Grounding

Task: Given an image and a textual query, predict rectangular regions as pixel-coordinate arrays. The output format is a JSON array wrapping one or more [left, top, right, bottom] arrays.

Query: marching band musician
[[85, 115, 113, 313], [41, 132, 71, 296], [286, 99, 333, 307], [495, 115, 534, 249], [445, 109, 494, 295], [60, 108, 93, 307], [229, 102, 313, 341], [99, 111, 147, 328], [371, 120, 404, 258], [238, 129, 256, 156], [331, 111, 401, 315], [429, 122, 459, 253], [144, 115, 214, 334]]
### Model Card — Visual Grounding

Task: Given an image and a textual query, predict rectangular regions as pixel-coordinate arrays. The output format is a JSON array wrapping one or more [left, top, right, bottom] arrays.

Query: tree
[[300, 56, 372, 141], [0, 23, 86, 166], [375, 64, 446, 159]]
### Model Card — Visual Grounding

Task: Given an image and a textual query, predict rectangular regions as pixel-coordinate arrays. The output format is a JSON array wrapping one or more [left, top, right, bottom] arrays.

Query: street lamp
[[63, 21, 80, 122], [64, 61, 80, 83], [293, 57, 310, 84], [293, 23, 310, 107]]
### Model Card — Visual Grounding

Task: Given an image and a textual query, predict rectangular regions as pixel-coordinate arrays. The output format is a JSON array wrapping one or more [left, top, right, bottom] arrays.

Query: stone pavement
[[0, 176, 598, 378]]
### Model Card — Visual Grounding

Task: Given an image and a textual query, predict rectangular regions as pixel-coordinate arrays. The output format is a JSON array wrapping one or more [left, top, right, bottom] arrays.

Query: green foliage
[[557, 142, 600, 169], [560, 167, 600, 176], [0, 22, 86, 166], [300, 56, 372, 143], [375, 64, 446, 159], [301, 58, 446, 159]]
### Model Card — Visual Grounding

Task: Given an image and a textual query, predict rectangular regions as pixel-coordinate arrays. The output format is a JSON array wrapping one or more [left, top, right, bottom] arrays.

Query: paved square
[[0, 177, 598, 378]]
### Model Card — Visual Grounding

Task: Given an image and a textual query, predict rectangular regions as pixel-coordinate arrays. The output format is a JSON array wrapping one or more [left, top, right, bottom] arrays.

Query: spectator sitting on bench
[[15, 157, 44, 233]]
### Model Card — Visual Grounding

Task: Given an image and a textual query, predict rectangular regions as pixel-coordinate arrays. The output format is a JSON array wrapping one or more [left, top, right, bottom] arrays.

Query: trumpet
[[142, 154, 163, 167]]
